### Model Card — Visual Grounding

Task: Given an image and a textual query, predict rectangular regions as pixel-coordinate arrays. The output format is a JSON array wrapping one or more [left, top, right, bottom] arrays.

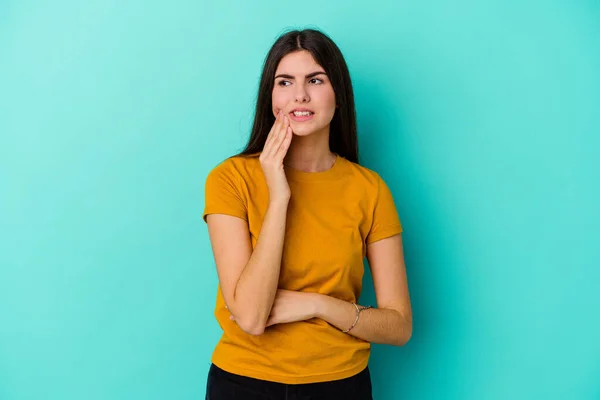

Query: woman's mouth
[[289, 110, 314, 122]]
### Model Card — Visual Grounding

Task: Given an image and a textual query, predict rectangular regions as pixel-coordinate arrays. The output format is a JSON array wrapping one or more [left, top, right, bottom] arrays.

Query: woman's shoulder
[[339, 156, 385, 188]]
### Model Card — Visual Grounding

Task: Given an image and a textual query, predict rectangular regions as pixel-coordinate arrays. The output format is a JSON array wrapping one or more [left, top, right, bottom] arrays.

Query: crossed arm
[[207, 211, 412, 346]]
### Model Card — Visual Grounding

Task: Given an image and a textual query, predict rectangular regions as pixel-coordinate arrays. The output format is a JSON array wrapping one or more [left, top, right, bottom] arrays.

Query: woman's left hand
[[229, 289, 318, 328], [266, 289, 318, 327]]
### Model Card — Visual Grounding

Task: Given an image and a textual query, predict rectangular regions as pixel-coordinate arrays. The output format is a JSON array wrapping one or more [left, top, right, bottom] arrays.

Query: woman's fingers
[[268, 115, 289, 158], [264, 110, 283, 152], [275, 127, 293, 159], [259, 110, 292, 201], [267, 112, 289, 154]]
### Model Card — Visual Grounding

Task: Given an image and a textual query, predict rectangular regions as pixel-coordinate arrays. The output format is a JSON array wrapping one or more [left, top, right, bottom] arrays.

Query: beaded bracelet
[[342, 302, 373, 333]]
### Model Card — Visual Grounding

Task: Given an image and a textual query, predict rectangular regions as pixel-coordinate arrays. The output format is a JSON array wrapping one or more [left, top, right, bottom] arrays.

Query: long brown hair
[[235, 29, 359, 164]]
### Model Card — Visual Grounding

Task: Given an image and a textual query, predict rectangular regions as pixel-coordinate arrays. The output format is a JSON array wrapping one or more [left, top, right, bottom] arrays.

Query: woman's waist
[[214, 319, 370, 372]]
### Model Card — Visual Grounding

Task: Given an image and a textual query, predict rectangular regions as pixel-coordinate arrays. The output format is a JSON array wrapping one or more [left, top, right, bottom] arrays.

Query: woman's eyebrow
[[274, 71, 327, 80]]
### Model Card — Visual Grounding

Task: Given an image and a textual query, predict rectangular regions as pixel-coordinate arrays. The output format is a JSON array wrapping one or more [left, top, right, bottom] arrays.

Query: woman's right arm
[[207, 199, 288, 335], [206, 111, 293, 335]]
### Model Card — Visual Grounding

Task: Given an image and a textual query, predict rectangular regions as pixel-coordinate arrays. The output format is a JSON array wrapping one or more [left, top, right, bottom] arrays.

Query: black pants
[[205, 363, 373, 400]]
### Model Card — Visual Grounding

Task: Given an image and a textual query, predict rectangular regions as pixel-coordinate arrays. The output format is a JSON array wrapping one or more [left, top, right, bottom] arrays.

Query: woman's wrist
[[310, 293, 325, 319], [268, 196, 290, 207], [310, 293, 364, 333]]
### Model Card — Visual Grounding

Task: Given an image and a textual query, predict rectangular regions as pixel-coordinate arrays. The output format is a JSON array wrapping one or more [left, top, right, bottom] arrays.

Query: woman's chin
[[292, 130, 312, 137], [291, 125, 325, 137]]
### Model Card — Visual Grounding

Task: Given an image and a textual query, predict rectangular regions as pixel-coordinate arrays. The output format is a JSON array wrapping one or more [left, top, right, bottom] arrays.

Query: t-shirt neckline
[[284, 153, 343, 182]]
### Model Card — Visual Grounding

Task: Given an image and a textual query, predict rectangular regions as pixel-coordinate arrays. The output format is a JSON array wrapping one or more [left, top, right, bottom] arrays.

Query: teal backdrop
[[1, 1, 599, 399]]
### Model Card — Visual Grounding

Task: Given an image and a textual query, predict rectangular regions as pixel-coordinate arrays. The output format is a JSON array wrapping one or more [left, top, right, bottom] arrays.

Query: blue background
[[1, 1, 599, 399]]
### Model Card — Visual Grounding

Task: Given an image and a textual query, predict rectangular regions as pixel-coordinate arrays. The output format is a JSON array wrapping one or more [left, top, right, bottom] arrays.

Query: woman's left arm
[[314, 234, 412, 346], [233, 234, 412, 345]]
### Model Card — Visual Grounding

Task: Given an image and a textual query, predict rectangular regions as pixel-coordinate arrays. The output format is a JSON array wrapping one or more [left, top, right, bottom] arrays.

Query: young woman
[[203, 28, 412, 400]]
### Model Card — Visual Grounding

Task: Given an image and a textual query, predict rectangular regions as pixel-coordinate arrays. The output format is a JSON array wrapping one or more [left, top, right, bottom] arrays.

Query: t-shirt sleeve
[[202, 160, 247, 223], [365, 174, 403, 244]]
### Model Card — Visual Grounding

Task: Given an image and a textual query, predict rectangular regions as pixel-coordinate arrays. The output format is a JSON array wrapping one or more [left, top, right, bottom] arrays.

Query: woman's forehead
[[275, 51, 323, 75]]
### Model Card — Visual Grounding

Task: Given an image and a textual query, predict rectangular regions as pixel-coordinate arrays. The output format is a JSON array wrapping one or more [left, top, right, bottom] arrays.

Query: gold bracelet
[[342, 302, 373, 333]]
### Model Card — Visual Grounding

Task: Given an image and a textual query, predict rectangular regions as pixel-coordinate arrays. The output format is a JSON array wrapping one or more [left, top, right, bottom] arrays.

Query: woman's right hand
[[260, 110, 293, 203]]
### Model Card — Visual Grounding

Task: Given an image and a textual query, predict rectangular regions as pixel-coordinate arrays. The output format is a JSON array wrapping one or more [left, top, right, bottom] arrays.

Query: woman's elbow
[[393, 312, 413, 346], [241, 323, 266, 336], [394, 327, 412, 346], [227, 301, 267, 336], [235, 315, 267, 336]]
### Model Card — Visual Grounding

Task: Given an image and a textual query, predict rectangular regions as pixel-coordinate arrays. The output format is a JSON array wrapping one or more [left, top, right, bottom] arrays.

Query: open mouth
[[292, 110, 313, 117], [289, 109, 314, 122]]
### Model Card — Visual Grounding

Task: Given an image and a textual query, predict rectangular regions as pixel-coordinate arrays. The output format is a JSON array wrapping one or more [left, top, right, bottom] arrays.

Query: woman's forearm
[[313, 294, 412, 346], [233, 199, 289, 335]]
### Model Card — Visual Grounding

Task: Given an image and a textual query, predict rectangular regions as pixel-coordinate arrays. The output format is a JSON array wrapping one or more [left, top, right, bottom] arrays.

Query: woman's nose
[[294, 84, 309, 103]]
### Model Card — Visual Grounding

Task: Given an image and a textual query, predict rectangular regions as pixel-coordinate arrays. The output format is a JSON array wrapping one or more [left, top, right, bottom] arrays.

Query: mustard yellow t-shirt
[[202, 152, 402, 384]]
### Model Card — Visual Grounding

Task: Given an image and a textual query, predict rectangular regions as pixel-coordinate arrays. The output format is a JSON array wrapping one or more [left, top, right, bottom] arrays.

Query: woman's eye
[[277, 78, 323, 86]]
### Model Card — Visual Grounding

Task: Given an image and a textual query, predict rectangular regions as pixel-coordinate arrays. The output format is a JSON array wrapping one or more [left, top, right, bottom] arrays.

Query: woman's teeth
[[293, 111, 313, 116]]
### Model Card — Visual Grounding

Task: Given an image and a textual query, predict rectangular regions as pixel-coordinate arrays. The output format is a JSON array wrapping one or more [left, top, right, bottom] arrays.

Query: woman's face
[[272, 50, 337, 138]]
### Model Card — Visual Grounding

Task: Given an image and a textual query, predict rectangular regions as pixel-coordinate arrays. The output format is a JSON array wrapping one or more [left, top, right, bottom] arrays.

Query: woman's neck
[[284, 133, 336, 173]]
